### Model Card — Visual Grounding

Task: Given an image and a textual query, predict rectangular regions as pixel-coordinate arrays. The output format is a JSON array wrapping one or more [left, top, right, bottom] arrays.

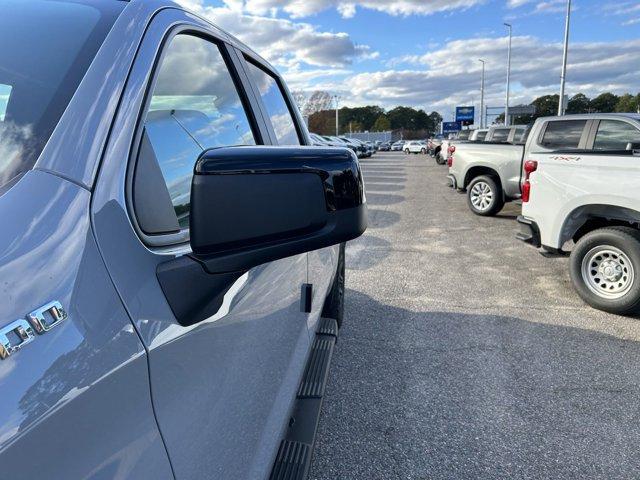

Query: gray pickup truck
[[446, 124, 531, 215], [0, 2, 367, 479]]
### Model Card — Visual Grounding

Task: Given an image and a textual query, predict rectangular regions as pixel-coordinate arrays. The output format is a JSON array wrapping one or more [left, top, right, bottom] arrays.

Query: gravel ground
[[309, 151, 640, 480]]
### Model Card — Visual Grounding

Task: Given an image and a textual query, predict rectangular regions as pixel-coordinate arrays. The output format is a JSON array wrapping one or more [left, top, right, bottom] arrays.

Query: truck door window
[[245, 60, 301, 146], [139, 34, 256, 231], [540, 120, 587, 149], [593, 120, 640, 151]]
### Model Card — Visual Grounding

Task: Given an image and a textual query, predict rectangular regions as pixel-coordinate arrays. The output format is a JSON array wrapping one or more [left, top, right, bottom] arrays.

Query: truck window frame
[[586, 118, 640, 152], [536, 118, 592, 151], [240, 53, 309, 146], [125, 24, 268, 248]]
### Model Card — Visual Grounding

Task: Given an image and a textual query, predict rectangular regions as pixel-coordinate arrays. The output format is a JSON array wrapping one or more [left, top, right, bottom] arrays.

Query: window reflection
[[594, 120, 640, 151], [145, 35, 256, 228], [245, 61, 300, 146]]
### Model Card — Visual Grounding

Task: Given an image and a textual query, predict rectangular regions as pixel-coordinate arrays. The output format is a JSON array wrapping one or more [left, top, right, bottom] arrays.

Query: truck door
[[91, 13, 311, 479]]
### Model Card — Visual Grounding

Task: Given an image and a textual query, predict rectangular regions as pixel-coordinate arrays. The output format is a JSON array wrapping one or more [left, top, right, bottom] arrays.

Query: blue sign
[[442, 121, 461, 135], [455, 106, 475, 125]]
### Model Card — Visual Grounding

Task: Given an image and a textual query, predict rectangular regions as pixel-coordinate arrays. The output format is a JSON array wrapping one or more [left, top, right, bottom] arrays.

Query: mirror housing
[[626, 142, 640, 154], [157, 145, 366, 326], [189, 145, 367, 273]]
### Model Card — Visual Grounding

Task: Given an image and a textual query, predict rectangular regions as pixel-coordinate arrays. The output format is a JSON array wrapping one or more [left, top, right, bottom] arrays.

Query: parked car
[[379, 141, 392, 151], [446, 125, 532, 215], [322, 135, 344, 147], [391, 140, 405, 151], [309, 132, 331, 146], [404, 140, 427, 154], [428, 135, 444, 157], [365, 141, 377, 155], [437, 129, 484, 165], [340, 136, 367, 158], [0, 2, 367, 479], [516, 114, 640, 314]]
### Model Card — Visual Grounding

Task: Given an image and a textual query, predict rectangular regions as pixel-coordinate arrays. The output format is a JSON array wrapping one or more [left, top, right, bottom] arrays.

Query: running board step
[[270, 441, 311, 480], [297, 336, 335, 398], [317, 317, 338, 337], [269, 319, 339, 480]]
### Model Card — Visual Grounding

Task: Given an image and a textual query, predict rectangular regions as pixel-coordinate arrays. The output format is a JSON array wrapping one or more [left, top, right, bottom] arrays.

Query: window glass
[[144, 35, 256, 229], [245, 61, 300, 146], [514, 126, 531, 145], [0, 84, 11, 122], [593, 120, 640, 151], [540, 120, 587, 149], [476, 131, 488, 141], [491, 129, 509, 142], [0, 0, 123, 190]]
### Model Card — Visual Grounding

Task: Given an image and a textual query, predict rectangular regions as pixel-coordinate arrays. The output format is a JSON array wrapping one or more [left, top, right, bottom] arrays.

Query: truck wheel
[[404, 149, 410, 155], [569, 227, 640, 315], [466, 175, 504, 216], [421, 148, 426, 154], [321, 243, 345, 327], [435, 153, 446, 165]]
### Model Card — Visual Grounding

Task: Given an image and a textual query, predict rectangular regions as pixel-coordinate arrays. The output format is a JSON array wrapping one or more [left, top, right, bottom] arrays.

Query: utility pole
[[503, 23, 512, 127], [558, 0, 572, 116], [333, 95, 340, 136], [478, 59, 486, 129]]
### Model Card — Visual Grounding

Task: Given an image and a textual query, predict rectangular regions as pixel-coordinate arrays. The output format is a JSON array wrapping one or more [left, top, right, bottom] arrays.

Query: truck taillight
[[522, 160, 538, 203], [448, 145, 456, 154], [447, 156, 453, 167]]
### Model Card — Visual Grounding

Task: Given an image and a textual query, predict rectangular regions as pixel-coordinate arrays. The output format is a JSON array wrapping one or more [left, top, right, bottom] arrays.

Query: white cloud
[[327, 36, 640, 114], [177, 0, 376, 67], [238, 0, 486, 18]]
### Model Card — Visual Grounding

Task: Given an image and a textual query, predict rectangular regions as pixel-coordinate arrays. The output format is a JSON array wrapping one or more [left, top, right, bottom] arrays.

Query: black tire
[[569, 227, 640, 315], [421, 148, 426, 154], [404, 149, 410, 155], [321, 243, 345, 327], [466, 175, 504, 216], [435, 153, 446, 165]]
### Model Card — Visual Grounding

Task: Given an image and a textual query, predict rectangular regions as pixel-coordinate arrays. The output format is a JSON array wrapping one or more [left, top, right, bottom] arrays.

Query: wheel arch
[[463, 165, 502, 190], [561, 205, 640, 246]]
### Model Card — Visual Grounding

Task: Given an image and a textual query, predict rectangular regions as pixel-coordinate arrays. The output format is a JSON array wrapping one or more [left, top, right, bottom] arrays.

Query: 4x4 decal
[[0, 301, 67, 359]]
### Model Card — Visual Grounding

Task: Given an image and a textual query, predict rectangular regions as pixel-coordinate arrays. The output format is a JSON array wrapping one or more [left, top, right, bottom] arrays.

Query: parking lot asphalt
[[309, 151, 640, 480]]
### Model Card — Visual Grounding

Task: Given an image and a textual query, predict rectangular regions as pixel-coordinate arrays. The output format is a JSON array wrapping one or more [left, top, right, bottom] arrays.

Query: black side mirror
[[626, 142, 640, 154], [190, 145, 366, 271], [157, 145, 367, 326]]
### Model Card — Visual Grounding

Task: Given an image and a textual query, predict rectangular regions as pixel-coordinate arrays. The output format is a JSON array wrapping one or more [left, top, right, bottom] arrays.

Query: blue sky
[[180, 0, 640, 120]]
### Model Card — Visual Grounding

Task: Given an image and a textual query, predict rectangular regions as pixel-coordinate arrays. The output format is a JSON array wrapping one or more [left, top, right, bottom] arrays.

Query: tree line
[[308, 105, 443, 139], [500, 91, 640, 124]]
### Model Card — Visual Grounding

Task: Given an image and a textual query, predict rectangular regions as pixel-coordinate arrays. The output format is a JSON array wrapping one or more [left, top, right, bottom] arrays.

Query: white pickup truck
[[436, 128, 489, 165], [517, 113, 640, 315], [446, 124, 541, 215]]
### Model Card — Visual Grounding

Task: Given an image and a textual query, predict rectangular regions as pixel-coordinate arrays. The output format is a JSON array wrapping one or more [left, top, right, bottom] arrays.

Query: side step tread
[[269, 440, 311, 480], [269, 318, 339, 480], [317, 317, 338, 337], [297, 336, 335, 398]]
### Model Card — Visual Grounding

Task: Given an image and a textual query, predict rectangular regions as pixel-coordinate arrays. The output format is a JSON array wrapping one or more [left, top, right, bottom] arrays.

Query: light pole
[[333, 95, 340, 136], [478, 59, 486, 129], [503, 23, 512, 127], [558, 0, 572, 116]]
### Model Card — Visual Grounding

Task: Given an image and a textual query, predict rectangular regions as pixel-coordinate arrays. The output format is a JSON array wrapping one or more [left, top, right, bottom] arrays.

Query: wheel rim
[[581, 245, 635, 299], [469, 181, 494, 211]]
